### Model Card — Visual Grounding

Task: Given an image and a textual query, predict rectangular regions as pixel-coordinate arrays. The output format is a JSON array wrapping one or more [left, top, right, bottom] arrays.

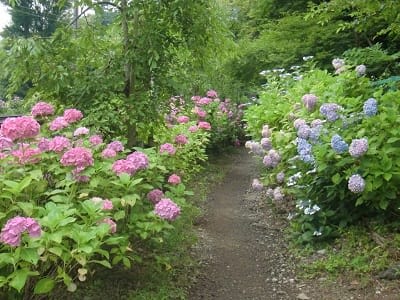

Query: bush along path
[[189, 148, 400, 300]]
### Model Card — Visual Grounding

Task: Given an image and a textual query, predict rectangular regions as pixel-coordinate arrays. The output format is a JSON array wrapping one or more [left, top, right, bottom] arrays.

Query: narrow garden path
[[189, 148, 399, 300]]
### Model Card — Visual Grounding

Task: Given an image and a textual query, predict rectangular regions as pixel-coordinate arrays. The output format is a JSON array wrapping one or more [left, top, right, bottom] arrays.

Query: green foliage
[[244, 59, 400, 245], [0, 100, 213, 297]]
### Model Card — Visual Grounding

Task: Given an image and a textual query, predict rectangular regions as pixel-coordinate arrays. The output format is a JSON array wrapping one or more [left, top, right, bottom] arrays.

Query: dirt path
[[189, 148, 297, 299], [189, 148, 400, 300]]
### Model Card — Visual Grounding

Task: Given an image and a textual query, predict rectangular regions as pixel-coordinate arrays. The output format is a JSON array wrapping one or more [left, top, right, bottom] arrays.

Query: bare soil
[[189, 148, 400, 300]]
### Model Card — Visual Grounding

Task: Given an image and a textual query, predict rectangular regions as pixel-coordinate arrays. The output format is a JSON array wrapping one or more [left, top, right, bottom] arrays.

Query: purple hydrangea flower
[[355, 64, 366, 76], [126, 151, 149, 170], [260, 138, 272, 151], [302, 94, 318, 111], [348, 174, 365, 193], [263, 149, 281, 168], [363, 98, 378, 117], [320, 103, 342, 122], [276, 172, 285, 184], [297, 124, 311, 139], [331, 134, 348, 153], [251, 179, 263, 191], [147, 189, 164, 204], [349, 138, 368, 158], [154, 198, 181, 221], [273, 187, 284, 201]]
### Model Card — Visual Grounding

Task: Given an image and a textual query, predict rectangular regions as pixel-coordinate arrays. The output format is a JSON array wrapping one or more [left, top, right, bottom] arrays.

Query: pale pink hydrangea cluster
[[49, 117, 69, 131], [251, 178, 263, 191], [11, 144, 41, 164], [147, 189, 164, 204], [73, 127, 89, 136], [301, 94, 318, 112], [197, 121, 211, 130], [193, 106, 207, 119], [160, 143, 176, 155], [99, 218, 117, 233], [111, 159, 137, 175], [168, 174, 181, 185], [91, 197, 113, 210], [60, 147, 94, 171], [89, 135, 103, 146], [31, 102, 55, 117], [0, 216, 41, 247], [175, 134, 188, 145], [1, 116, 40, 141], [349, 138, 368, 158], [263, 149, 281, 168], [49, 136, 71, 152], [38, 138, 50, 151], [106, 141, 124, 152], [276, 172, 285, 184], [293, 118, 306, 130], [177, 115, 190, 124], [63, 109, 83, 123], [206, 90, 218, 98], [261, 125, 271, 138], [0, 136, 13, 150], [348, 174, 365, 193], [101, 148, 117, 159], [188, 125, 198, 133], [154, 198, 181, 221], [197, 97, 213, 106], [126, 151, 149, 170]]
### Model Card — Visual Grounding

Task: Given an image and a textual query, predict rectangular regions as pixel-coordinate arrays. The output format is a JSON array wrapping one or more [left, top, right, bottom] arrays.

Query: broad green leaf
[[9, 269, 38, 292], [34, 278, 55, 294], [20, 248, 40, 265]]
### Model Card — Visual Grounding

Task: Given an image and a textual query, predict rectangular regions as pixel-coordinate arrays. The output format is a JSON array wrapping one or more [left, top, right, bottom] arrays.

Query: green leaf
[[119, 173, 131, 185], [383, 173, 392, 181], [331, 173, 341, 184], [34, 278, 55, 294], [48, 247, 63, 257], [9, 269, 38, 292], [20, 248, 40, 265], [58, 217, 76, 227], [113, 210, 125, 221], [17, 202, 34, 215], [122, 257, 131, 268], [91, 260, 112, 269]]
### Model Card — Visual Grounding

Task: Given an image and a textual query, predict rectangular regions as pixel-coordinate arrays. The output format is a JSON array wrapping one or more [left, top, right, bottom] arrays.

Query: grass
[[293, 225, 400, 284]]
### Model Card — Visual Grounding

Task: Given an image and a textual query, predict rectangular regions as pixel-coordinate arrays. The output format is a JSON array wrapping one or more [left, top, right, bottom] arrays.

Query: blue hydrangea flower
[[320, 103, 342, 122], [363, 98, 378, 117], [331, 134, 348, 153], [296, 138, 314, 163]]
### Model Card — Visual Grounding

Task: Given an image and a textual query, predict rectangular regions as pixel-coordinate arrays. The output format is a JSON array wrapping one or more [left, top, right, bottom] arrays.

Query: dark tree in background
[[0, 0, 69, 38]]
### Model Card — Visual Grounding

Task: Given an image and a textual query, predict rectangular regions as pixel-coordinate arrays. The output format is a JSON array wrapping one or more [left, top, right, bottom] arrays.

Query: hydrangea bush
[[245, 60, 400, 243], [0, 99, 212, 296]]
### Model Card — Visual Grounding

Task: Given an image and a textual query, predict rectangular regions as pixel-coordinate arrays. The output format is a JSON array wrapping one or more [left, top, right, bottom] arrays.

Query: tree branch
[[68, 1, 121, 27]]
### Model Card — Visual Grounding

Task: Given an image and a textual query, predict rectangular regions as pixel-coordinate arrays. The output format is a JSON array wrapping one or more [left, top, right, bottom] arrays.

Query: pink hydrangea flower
[[348, 174, 365, 193], [177, 116, 190, 124], [31, 102, 55, 117], [99, 218, 116, 234], [197, 121, 211, 130], [198, 97, 212, 105], [37, 138, 50, 151], [194, 106, 207, 118], [168, 174, 181, 185], [293, 118, 306, 130], [188, 125, 198, 133], [60, 147, 94, 171], [89, 135, 103, 146], [63, 109, 83, 123], [160, 143, 176, 155], [0, 216, 41, 247], [154, 198, 181, 221], [102, 199, 113, 210], [49, 117, 69, 131], [0, 136, 13, 150], [73, 127, 89, 136], [11, 144, 41, 165], [261, 125, 271, 138], [349, 138, 368, 158], [49, 136, 71, 152], [147, 189, 164, 204], [175, 134, 188, 145], [126, 151, 149, 170], [112, 159, 136, 175], [191, 95, 201, 103], [106, 141, 124, 152], [206, 90, 218, 98], [101, 148, 117, 159], [1, 116, 40, 141]]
